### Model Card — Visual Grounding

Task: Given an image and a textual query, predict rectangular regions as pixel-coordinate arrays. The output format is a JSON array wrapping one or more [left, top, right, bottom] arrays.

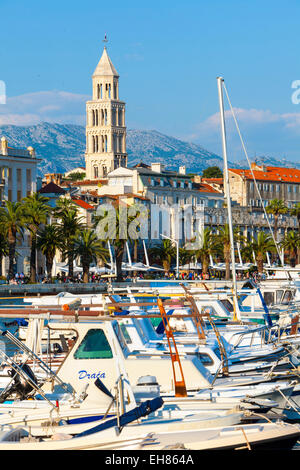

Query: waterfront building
[[0, 137, 39, 202], [228, 163, 300, 209], [0, 137, 40, 276]]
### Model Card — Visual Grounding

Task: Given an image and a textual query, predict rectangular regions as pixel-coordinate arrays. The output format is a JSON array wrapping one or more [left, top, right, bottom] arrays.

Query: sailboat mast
[[217, 77, 241, 320]]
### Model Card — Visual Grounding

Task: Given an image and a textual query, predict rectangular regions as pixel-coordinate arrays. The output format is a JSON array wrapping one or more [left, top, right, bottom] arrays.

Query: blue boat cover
[[76, 396, 164, 438]]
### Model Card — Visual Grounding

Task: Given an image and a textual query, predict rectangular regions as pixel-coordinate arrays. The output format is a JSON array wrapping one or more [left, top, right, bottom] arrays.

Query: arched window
[[94, 166, 99, 179], [104, 135, 108, 152], [108, 84, 111, 98], [103, 166, 107, 177]]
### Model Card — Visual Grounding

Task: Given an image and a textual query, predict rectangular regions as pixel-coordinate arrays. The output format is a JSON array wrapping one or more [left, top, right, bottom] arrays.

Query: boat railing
[[230, 325, 273, 349]]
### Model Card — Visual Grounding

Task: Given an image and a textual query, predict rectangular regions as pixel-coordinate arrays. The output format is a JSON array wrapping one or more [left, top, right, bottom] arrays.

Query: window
[[74, 329, 113, 359], [195, 352, 214, 366]]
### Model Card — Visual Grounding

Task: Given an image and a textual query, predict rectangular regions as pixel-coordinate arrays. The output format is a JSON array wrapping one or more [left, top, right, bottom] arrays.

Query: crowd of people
[[6, 268, 266, 285]]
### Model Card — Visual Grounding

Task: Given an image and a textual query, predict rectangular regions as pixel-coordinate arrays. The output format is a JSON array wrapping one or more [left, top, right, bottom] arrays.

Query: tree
[[57, 209, 85, 279], [22, 192, 51, 282], [266, 199, 288, 243], [212, 224, 245, 280], [251, 231, 276, 274], [36, 225, 62, 280], [94, 202, 145, 281], [290, 203, 300, 263], [202, 166, 223, 179], [280, 230, 300, 267], [0, 201, 25, 280], [194, 227, 216, 275], [0, 227, 9, 277], [73, 229, 108, 283], [148, 239, 176, 272], [65, 172, 86, 182], [290, 203, 300, 231], [54, 197, 78, 219], [179, 247, 194, 267]]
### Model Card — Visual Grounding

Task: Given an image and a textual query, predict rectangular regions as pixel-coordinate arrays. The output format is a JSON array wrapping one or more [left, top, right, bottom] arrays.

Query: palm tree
[[148, 239, 176, 272], [57, 209, 85, 279], [240, 239, 256, 264], [266, 199, 288, 243], [280, 230, 300, 267], [179, 246, 194, 267], [94, 203, 140, 281], [22, 192, 51, 282], [0, 201, 25, 280], [251, 231, 276, 274], [54, 197, 78, 219], [36, 225, 62, 280], [194, 227, 215, 275], [290, 203, 300, 232], [73, 229, 108, 283], [213, 224, 246, 280], [0, 227, 9, 277], [290, 203, 300, 263]]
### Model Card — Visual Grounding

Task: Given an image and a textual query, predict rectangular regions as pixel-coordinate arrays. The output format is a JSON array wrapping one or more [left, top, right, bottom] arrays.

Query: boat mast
[[217, 77, 241, 321]]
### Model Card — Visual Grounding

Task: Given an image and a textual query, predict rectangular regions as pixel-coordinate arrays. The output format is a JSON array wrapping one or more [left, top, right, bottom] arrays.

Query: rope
[[237, 427, 252, 450], [276, 385, 300, 414]]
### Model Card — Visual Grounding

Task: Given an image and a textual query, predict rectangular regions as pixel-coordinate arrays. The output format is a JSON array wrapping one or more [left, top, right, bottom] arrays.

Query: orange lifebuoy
[[62, 304, 70, 311]]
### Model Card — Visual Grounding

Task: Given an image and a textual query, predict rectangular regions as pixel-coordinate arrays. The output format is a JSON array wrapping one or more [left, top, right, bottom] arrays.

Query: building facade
[[229, 163, 300, 209], [0, 137, 40, 276]]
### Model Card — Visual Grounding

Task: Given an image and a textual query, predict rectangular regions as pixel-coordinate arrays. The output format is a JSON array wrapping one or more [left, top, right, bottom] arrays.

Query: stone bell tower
[[85, 40, 127, 180]]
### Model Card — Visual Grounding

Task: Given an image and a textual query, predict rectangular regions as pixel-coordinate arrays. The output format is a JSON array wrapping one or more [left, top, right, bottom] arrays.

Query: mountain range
[[0, 122, 298, 177]]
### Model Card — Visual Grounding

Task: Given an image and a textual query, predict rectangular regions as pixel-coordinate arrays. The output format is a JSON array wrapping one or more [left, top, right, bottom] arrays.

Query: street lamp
[[161, 234, 179, 279]]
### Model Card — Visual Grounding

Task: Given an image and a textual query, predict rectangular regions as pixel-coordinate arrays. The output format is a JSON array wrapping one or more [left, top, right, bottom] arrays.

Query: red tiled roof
[[202, 178, 223, 184], [71, 199, 94, 210], [120, 193, 149, 201], [194, 183, 221, 194], [71, 179, 108, 186], [229, 166, 300, 183]]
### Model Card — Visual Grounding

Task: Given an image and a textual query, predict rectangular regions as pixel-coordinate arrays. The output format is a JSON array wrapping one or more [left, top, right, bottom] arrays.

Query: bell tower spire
[[85, 38, 127, 180]]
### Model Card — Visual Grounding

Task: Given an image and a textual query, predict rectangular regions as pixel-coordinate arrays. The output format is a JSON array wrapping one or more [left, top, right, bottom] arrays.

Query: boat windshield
[[73, 328, 113, 359]]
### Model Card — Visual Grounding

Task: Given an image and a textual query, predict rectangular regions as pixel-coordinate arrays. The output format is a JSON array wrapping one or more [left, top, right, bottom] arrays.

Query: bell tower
[[85, 39, 127, 180]]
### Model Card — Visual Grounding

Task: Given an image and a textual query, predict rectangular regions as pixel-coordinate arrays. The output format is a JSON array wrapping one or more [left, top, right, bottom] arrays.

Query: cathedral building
[[85, 45, 127, 181]]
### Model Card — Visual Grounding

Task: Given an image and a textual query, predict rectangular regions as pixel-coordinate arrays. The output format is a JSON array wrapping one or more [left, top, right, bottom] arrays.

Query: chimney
[[179, 165, 186, 175], [151, 162, 164, 173], [27, 146, 36, 158], [1, 137, 7, 155]]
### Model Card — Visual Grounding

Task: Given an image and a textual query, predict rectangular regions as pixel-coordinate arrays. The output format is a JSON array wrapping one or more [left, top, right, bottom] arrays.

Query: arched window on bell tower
[[94, 166, 99, 178]]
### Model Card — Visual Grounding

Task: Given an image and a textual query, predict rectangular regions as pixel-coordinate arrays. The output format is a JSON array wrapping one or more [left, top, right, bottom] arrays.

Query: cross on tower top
[[103, 33, 108, 47]]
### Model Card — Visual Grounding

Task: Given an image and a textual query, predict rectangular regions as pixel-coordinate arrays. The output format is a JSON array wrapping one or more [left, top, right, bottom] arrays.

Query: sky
[[0, 0, 300, 165]]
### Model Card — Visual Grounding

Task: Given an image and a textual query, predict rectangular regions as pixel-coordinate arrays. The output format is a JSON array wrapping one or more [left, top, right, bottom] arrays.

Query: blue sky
[[1, 0, 300, 164]]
